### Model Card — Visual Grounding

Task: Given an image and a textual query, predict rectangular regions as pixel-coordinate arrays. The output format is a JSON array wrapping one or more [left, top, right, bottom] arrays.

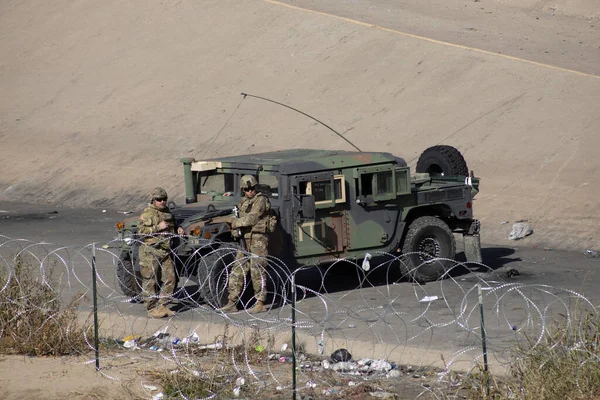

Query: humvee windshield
[[195, 172, 279, 198], [198, 172, 235, 195], [257, 174, 279, 198]]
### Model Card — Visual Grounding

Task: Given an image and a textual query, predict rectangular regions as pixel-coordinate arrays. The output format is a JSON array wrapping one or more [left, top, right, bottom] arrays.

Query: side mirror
[[299, 194, 315, 220]]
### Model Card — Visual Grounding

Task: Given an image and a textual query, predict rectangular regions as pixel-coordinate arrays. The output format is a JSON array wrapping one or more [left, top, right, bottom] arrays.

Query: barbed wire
[[0, 234, 598, 399]]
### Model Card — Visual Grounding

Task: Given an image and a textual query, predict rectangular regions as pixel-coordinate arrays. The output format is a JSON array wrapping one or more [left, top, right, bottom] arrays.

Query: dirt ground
[[0, 353, 153, 400], [0, 348, 456, 400], [0, 0, 599, 398]]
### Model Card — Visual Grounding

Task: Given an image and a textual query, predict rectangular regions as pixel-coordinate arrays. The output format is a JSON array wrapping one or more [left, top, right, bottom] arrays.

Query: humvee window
[[258, 175, 279, 198], [198, 173, 234, 194], [358, 167, 396, 201], [395, 167, 411, 195], [302, 175, 346, 205]]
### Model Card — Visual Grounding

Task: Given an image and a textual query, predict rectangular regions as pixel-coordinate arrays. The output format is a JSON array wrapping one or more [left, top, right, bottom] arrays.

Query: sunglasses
[[243, 187, 255, 192], [154, 197, 167, 202]]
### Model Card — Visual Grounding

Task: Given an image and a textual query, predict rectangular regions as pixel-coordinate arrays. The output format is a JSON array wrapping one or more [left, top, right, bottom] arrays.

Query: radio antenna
[[241, 92, 362, 152]]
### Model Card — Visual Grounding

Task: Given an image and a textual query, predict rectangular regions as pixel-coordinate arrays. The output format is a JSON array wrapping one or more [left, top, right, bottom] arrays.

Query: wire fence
[[0, 234, 598, 399]]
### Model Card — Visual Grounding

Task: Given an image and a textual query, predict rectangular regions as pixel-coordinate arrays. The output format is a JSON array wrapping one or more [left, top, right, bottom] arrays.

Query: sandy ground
[[0, 353, 154, 400], [0, 0, 599, 398]]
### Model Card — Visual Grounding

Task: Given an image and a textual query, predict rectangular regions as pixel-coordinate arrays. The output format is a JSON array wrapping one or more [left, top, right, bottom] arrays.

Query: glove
[[231, 228, 240, 239], [230, 218, 237, 229]]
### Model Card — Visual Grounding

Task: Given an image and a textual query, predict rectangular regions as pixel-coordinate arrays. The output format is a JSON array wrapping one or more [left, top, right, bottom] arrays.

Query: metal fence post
[[291, 273, 297, 400], [478, 284, 489, 396], [92, 243, 100, 371]]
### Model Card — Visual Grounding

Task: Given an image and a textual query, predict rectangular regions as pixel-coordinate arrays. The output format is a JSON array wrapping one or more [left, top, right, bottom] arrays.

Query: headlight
[[123, 230, 135, 245]]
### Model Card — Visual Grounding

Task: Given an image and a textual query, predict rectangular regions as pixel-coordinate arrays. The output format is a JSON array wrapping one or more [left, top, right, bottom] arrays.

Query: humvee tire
[[197, 243, 241, 308], [116, 250, 142, 298], [416, 145, 468, 177], [401, 216, 456, 282]]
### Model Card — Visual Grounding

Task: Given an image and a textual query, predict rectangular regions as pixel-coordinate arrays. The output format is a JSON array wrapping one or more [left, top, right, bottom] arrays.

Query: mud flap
[[463, 234, 482, 263]]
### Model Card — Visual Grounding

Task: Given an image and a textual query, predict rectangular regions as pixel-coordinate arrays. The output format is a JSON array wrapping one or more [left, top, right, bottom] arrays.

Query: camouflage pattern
[[177, 149, 480, 268], [232, 193, 271, 238], [138, 203, 177, 310], [240, 174, 258, 190], [228, 235, 269, 302], [150, 187, 168, 199], [228, 191, 271, 302]]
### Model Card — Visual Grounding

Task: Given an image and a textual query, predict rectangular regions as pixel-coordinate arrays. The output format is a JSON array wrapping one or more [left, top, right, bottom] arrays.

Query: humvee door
[[291, 172, 349, 259]]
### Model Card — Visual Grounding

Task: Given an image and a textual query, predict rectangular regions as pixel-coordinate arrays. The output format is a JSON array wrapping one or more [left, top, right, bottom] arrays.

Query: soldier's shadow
[[171, 284, 203, 312]]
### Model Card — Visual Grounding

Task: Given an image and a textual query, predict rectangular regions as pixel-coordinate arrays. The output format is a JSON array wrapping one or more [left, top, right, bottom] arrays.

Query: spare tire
[[416, 145, 468, 177]]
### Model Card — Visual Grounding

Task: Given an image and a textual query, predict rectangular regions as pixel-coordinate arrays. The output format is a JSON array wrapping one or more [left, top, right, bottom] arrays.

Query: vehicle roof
[[195, 149, 407, 175]]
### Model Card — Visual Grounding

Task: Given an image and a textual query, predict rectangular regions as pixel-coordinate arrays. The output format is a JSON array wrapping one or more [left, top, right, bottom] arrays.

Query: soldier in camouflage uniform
[[219, 175, 271, 314], [138, 187, 184, 318]]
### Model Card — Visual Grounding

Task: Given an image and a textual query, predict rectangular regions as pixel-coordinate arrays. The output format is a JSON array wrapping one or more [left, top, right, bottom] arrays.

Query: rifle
[[233, 205, 246, 250], [199, 208, 236, 221]]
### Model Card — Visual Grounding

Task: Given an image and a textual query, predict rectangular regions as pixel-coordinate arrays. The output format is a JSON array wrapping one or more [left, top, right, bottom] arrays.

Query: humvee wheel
[[116, 250, 142, 298], [416, 145, 468, 177], [401, 216, 456, 282], [197, 243, 241, 308]]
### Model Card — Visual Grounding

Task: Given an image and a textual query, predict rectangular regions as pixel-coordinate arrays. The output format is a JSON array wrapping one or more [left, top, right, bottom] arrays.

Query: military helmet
[[150, 187, 168, 200], [240, 175, 258, 190]]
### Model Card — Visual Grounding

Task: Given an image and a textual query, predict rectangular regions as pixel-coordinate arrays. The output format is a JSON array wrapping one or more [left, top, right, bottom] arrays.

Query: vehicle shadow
[[173, 247, 521, 313]]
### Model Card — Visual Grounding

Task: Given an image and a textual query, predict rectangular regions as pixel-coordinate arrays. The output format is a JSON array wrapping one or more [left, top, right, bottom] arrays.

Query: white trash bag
[[509, 222, 533, 240]]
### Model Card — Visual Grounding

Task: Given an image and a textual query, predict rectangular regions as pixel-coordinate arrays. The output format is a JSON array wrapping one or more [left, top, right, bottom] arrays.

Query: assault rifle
[[199, 208, 236, 221]]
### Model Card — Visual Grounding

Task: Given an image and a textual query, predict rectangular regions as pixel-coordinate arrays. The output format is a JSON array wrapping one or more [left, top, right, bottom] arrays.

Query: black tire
[[401, 216, 456, 282], [116, 250, 142, 298], [197, 243, 241, 308], [416, 145, 468, 177]]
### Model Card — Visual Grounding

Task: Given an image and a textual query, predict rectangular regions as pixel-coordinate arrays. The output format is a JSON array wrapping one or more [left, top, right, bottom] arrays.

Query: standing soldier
[[219, 175, 272, 314], [138, 187, 184, 318]]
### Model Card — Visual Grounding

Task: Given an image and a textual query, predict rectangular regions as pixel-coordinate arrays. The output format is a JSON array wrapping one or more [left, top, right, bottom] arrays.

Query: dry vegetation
[[0, 256, 91, 356]]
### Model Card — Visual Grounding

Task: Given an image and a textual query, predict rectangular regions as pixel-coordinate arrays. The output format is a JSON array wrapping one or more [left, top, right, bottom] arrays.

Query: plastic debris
[[235, 377, 245, 386], [152, 393, 164, 400], [322, 359, 331, 369], [331, 348, 352, 362], [509, 222, 533, 240], [198, 341, 223, 350], [306, 380, 317, 388], [255, 345, 264, 353], [331, 362, 357, 372], [143, 385, 158, 391], [152, 326, 169, 337], [419, 295, 438, 303], [369, 391, 395, 398], [386, 370, 402, 378], [317, 340, 324, 355], [181, 332, 199, 344], [281, 343, 288, 352], [123, 339, 138, 349], [584, 249, 598, 258], [362, 253, 372, 271], [233, 386, 241, 397]]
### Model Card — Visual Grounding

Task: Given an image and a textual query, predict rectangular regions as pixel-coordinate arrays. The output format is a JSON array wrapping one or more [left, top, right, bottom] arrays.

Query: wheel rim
[[416, 236, 441, 262], [427, 164, 444, 176]]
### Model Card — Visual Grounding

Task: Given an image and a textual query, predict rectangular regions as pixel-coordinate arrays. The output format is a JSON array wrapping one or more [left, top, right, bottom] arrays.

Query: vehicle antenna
[[241, 92, 362, 152]]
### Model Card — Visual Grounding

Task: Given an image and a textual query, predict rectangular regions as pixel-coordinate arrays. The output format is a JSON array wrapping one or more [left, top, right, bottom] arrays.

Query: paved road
[[1, 200, 598, 369]]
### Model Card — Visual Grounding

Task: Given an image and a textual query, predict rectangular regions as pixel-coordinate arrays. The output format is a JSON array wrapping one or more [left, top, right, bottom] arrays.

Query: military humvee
[[115, 145, 481, 307]]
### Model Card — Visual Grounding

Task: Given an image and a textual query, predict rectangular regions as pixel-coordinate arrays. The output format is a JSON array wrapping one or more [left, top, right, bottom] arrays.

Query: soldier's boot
[[158, 304, 176, 318], [247, 300, 266, 314], [147, 307, 167, 319], [218, 300, 238, 313]]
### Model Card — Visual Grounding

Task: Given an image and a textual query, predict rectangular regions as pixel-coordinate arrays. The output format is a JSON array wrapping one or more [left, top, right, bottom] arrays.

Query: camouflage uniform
[[138, 189, 178, 312], [228, 188, 271, 304]]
